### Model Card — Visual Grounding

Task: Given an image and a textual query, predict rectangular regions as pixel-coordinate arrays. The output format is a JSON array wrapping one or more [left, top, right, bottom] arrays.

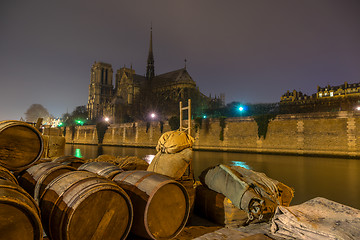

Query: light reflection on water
[[74, 149, 83, 158], [65, 144, 360, 209], [231, 161, 251, 169], [143, 154, 156, 164]]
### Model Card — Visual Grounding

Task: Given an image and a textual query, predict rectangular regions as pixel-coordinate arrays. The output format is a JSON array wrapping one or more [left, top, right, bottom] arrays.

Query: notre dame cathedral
[[87, 28, 224, 123]]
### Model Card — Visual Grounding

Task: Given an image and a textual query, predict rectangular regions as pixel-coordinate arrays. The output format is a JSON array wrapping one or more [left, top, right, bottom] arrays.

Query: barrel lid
[[113, 170, 190, 239], [145, 182, 190, 239], [0, 120, 43, 171]]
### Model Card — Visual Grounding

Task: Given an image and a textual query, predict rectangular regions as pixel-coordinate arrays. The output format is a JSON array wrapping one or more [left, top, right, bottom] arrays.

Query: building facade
[[87, 62, 113, 120], [280, 82, 360, 112]]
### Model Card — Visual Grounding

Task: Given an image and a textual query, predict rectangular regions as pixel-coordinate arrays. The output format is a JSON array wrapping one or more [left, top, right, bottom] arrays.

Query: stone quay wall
[[65, 111, 360, 157]]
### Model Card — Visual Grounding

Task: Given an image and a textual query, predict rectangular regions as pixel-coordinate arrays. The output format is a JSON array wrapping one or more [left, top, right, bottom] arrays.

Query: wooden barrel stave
[[113, 170, 190, 240], [52, 156, 85, 169], [39, 171, 98, 236], [0, 165, 18, 184], [17, 162, 75, 201], [0, 120, 43, 171], [0, 179, 43, 240], [40, 171, 133, 240], [78, 161, 123, 179]]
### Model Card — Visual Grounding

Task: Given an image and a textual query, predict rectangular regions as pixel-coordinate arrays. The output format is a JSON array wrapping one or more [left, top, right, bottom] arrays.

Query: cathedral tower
[[146, 27, 155, 80], [87, 62, 114, 120]]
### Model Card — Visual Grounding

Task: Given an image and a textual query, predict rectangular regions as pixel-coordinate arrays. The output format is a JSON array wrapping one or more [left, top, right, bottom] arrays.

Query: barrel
[[39, 171, 133, 240], [0, 120, 43, 171], [112, 170, 190, 239], [0, 179, 43, 240], [52, 155, 85, 169], [78, 161, 123, 179], [0, 165, 18, 184], [17, 162, 75, 202]]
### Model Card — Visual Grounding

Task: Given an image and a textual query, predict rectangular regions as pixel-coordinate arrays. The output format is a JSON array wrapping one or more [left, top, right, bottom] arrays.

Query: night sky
[[1, 0, 360, 121]]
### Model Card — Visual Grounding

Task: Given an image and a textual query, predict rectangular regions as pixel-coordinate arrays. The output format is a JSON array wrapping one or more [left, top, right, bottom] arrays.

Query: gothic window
[[101, 69, 104, 84]]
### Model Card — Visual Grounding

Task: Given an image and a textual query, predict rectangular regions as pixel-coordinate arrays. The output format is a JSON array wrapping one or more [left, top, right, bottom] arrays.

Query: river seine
[[65, 144, 360, 209]]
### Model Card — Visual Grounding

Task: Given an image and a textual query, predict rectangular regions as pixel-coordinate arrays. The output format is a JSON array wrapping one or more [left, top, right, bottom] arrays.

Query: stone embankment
[[65, 111, 360, 157]]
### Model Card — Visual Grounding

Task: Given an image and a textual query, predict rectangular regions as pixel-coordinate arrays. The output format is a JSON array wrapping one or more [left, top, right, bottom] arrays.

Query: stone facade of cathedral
[[87, 29, 213, 123]]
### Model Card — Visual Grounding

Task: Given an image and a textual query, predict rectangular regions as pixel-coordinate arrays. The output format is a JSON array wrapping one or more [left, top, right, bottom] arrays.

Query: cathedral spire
[[146, 25, 155, 80]]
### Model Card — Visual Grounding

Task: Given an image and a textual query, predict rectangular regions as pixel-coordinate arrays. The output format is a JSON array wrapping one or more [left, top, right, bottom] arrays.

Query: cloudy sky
[[1, 0, 360, 120]]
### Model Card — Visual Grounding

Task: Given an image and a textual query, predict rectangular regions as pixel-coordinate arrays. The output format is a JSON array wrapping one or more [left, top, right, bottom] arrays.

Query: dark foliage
[[25, 104, 51, 123], [253, 114, 277, 139], [168, 116, 180, 130], [62, 105, 89, 126], [96, 121, 109, 144], [219, 116, 226, 141], [194, 117, 203, 133]]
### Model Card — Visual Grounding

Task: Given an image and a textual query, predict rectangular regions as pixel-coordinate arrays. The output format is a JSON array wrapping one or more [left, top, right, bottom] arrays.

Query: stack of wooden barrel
[[0, 121, 45, 240], [0, 120, 190, 240]]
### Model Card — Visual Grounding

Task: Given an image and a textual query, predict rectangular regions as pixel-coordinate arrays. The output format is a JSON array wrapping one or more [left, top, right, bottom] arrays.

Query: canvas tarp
[[200, 164, 294, 223], [156, 130, 194, 154], [271, 197, 360, 240], [147, 148, 193, 179]]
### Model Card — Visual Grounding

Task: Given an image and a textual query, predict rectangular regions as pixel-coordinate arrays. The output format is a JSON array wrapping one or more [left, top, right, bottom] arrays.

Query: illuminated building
[[87, 28, 221, 123], [280, 82, 360, 112]]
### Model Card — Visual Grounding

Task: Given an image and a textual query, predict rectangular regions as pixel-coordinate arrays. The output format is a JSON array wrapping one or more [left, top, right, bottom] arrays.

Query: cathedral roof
[[132, 74, 147, 85], [152, 68, 196, 88]]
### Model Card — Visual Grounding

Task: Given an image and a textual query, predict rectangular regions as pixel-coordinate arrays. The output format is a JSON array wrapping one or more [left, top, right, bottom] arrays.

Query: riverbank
[[65, 111, 360, 158]]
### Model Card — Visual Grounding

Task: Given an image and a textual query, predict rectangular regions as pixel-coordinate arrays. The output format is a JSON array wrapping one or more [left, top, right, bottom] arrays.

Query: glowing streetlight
[[150, 113, 156, 119], [104, 117, 110, 122], [356, 106, 360, 111]]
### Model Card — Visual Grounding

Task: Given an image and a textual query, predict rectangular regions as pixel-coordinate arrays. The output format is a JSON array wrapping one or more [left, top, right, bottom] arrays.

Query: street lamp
[[238, 105, 247, 112], [150, 113, 156, 119], [104, 117, 110, 122]]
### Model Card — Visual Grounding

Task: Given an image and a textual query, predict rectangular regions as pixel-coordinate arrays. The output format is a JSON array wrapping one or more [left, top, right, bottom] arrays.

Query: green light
[[239, 106, 244, 111], [58, 122, 63, 127], [74, 148, 83, 158], [203, 115, 207, 119], [75, 120, 84, 125]]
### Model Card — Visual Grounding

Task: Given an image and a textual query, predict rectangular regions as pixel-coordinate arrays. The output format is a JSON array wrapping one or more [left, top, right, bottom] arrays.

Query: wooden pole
[[179, 101, 183, 131], [188, 99, 191, 136]]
